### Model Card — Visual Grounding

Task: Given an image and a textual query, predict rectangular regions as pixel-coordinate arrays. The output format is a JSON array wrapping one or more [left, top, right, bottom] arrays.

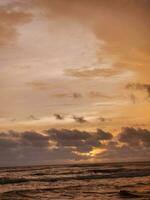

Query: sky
[[0, 0, 150, 166]]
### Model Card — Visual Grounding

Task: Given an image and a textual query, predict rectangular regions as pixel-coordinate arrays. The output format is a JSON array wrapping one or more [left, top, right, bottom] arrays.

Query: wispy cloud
[[27, 115, 39, 121], [52, 92, 82, 99], [65, 67, 123, 79], [27, 81, 51, 90]]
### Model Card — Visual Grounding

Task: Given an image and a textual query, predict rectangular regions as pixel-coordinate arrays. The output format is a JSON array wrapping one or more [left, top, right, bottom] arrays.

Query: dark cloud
[[99, 117, 106, 122], [72, 115, 87, 123], [47, 129, 90, 141], [46, 128, 113, 153], [54, 114, 64, 120], [0, 137, 19, 149], [118, 127, 150, 147], [46, 129, 93, 152], [97, 141, 150, 162], [0, 130, 78, 167], [0, 127, 150, 166], [97, 127, 150, 162], [21, 131, 49, 147], [0, 128, 113, 166], [96, 129, 113, 140], [126, 83, 150, 98]]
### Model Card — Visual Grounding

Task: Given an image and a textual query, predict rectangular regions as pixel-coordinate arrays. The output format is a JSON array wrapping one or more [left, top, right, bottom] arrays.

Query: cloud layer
[[0, 127, 149, 166], [65, 66, 124, 78]]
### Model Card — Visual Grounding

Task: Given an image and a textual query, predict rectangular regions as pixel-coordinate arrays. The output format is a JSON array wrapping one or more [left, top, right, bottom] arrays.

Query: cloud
[[96, 127, 150, 162], [27, 115, 39, 121], [46, 128, 113, 148], [97, 141, 150, 162], [126, 83, 150, 98], [54, 114, 64, 120], [72, 115, 87, 123], [72, 93, 82, 98], [27, 81, 51, 90], [0, 128, 113, 166], [0, 127, 150, 166], [44, 128, 113, 153], [52, 93, 68, 98], [65, 67, 123, 79], [21, 131, 50, 147], [0, 130, 76, 167], [95, 129, 113, 140], [0, 4, 31, 45], [33, 0, 150, 81], [39, 0, 150, 57], [89, 91, 114, 99], [53, 92, 82, 99], [46, 129, 92, 152], [99, 117, 112, 123], [118, 127, 150, 147], [53, 91, 115, 100]]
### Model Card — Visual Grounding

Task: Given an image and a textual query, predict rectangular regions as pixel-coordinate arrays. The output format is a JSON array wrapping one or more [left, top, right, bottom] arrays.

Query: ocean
[[0, 162, 150, 200]]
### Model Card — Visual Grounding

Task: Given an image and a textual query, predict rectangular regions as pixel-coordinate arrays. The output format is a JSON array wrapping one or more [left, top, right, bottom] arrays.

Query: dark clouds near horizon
[[0, 127, 150, 167]]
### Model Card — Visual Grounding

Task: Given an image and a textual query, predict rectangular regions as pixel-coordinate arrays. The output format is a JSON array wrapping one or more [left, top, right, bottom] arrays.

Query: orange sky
[[0, 0, 150, 132], [0, 0, 150, 165]]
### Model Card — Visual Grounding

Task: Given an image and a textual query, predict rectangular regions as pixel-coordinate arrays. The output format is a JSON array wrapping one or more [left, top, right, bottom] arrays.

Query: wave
[[0, 178, 29, 185], [0, 168, 150, 185], [1, 186, 149, 200]]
